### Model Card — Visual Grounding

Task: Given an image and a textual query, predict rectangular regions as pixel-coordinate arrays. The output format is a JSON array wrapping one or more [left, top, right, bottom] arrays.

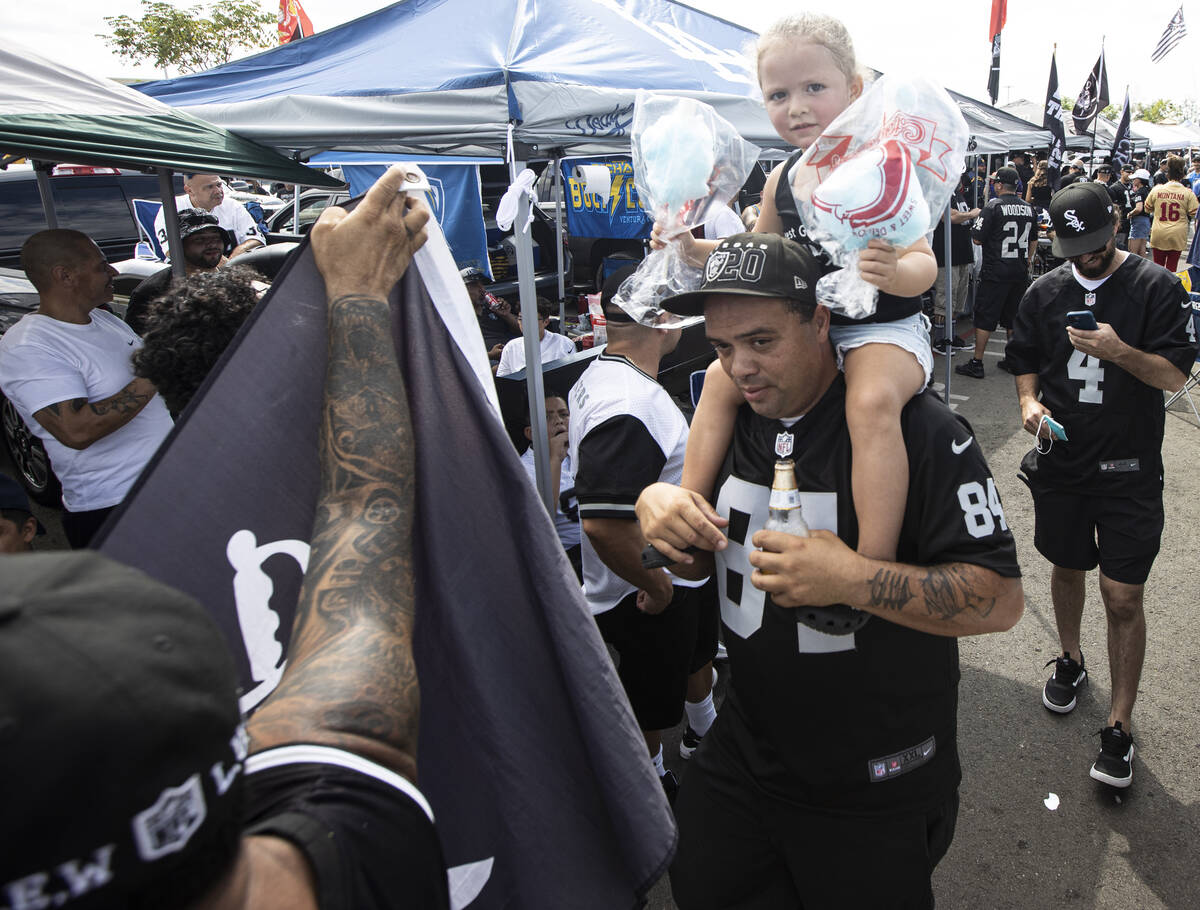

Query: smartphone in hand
[[1065, 310, 1099, 331]]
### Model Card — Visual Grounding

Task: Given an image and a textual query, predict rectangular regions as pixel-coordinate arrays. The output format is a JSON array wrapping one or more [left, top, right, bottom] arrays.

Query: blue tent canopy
[[135, 0, 779, 157]]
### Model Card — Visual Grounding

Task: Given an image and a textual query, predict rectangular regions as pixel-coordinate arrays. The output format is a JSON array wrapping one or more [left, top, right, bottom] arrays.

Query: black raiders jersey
[[971, 193, 1037, 282], [709, 377, 1020, 813], [774, 150, 923, 326], [1005, 254, 1196, 495]]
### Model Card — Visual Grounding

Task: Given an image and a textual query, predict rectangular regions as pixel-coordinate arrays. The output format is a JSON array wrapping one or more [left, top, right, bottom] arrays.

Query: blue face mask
[[1036, 414, 1068, 454]]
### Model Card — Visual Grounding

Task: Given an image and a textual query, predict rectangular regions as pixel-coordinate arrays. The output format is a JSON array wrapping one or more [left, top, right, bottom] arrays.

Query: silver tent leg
[[511, 154, 554, 515], [942, 204, 954, 397], [554, 157, 566, 325], [158, 169, 185, 279], [33, 162, 59, 229]]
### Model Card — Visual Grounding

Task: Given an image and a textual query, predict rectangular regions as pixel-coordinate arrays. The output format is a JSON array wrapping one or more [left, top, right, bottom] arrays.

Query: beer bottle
[[765, 459, 809, 537]]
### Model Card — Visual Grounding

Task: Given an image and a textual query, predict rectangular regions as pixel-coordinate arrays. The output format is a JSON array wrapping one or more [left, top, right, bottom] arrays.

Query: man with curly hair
[[133, 267, 258, 417]]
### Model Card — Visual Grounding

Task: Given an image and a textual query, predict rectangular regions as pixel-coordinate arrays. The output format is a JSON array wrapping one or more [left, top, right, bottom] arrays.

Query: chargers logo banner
[[343, 164, 492, 277], [96, 215, 674, 909], [561, 157, 651, 240]]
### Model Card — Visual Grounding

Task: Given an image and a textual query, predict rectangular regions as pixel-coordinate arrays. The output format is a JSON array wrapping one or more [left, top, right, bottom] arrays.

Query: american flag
[[1152, 7, 1187, 63]]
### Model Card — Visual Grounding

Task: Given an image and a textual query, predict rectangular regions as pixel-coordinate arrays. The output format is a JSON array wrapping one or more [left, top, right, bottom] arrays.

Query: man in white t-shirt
[[496, 297, 576, 377], [0, 230, 173, 546], [154, 173, 265, 261]]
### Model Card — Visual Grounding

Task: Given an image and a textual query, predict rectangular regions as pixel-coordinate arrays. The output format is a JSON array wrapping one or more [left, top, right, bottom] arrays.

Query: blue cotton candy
[[640, 107, 716, 212], [808, 139, 930, 251]]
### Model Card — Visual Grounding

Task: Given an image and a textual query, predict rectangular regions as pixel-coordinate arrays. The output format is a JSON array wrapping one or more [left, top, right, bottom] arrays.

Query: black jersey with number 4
[[972, 193, 1037, 282], [1005, 254, 1196, 495], [709, 377, 1019, 815]]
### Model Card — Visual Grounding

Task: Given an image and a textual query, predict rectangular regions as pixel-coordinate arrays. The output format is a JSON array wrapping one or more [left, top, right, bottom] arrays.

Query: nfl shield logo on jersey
[[774, 432, 794, 458]]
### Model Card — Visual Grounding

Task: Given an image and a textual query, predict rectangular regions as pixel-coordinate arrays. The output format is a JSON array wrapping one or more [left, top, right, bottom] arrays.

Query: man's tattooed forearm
[[919, 565, 996, 621], [867, 569, 914, 611], [85, 386, 151, 416]]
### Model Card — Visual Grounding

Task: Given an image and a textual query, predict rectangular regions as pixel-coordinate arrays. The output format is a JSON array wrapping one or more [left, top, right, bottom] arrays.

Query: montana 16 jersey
[[1006, 255, 1196, 495], [710, 379, 1020, 813], [972, 193, 1037, 281]]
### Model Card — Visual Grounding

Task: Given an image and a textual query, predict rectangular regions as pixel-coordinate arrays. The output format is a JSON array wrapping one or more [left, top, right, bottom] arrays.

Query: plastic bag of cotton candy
[[788, 74, 970, 319], [613, 92, 760, 327]]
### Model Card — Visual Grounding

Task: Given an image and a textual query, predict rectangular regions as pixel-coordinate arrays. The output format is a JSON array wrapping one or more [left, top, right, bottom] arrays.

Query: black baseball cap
[[1094, 162, 1113, 174], [600, 263, 639, 323], [0, 472, 45, 535], [994, 166, 1021, 187], [0, 552, 245, 907], [459, 266, 487, 284], [176, 208, 231, 246], [661, 233, 821, 317], [1049, 182, 1116, 257]]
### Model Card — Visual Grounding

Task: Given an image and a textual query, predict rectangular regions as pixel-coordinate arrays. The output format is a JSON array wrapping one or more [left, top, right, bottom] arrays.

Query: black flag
[[1044, 50, 1067, 192], [97, 221, 677, 909], [1072, 48, 1109, 135], [987, 0, 1005, 105], [1110, 87, 1133, 170]]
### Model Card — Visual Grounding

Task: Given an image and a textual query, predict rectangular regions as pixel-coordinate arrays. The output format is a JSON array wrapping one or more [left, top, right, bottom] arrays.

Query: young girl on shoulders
[[659, 14, 936, 562]]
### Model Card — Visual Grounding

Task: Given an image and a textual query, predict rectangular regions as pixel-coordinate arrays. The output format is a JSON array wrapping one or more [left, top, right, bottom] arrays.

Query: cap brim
[[662, 287, 803, 317], [1051, 226, 1112, 258]]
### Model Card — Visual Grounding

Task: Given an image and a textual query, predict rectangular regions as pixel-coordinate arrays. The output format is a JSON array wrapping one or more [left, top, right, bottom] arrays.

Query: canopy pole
[[942, 204, 954, 398], [553, 157, 566, 323], [510, 149, 554, 515], [157, 169, 184, 279], [293, 186, 302, 235], [33, 162, 59, 230]]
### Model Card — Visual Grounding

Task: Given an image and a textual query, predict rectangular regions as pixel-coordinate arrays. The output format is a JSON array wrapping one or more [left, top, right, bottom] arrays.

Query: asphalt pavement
[[6, 327, 1199, 909]]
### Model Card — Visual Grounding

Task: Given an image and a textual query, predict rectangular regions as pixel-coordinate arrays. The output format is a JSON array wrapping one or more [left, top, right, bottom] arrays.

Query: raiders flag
[[1071, 48, 1109, 136], [1110, 87, 1133, 170], [1043, 49, 1067, 191], [987, 0, 1006, 105], [97, 217, 676, 908]]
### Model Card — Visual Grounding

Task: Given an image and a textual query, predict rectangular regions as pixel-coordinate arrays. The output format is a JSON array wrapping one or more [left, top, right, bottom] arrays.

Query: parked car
[[0, 267, 60, 504], [0, 165, 184, 267]]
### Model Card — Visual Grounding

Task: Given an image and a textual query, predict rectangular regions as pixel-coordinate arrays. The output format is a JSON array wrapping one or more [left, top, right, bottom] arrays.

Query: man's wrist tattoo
[[867, 569, 913, 612]]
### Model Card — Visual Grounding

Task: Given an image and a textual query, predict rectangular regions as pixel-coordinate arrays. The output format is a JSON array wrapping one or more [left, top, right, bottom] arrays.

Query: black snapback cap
[[662, 233, 821, 317], [1049, 182, 1116, 257], [0, 552, 245, 907]]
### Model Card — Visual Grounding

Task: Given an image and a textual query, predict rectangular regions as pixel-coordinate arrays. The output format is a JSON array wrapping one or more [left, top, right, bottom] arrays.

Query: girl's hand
[[650, 219, 696, 256], [858, 239, 899, 288]]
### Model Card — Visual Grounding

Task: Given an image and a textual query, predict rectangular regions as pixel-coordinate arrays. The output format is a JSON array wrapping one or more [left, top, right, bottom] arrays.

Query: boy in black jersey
[[1006, 181, 1197, 789], [957, 167, 1037, 379], [637, 233, 1023, 909]]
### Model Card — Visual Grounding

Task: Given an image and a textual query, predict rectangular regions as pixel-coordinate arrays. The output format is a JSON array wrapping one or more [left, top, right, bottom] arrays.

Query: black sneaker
[[660, 769, 679, 804], [951, 336, 975, 351], [955, 358, 985, 379], [1042, 651, 1087, 713], [1090, 722, 1134, 788], [680, 726, 703, 760], [932, 338, 952, 355], [996, 358, 1014, 374]]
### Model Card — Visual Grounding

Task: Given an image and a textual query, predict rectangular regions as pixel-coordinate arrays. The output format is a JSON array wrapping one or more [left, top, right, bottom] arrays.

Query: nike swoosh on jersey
[[951, 437, 972, 455]]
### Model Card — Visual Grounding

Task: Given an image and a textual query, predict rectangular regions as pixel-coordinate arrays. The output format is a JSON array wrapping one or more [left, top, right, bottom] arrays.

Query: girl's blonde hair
[[754, 14, 859, 85]]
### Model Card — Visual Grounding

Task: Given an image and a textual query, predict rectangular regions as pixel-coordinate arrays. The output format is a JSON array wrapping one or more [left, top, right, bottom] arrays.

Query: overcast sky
[[4, 0, 1197, 114]]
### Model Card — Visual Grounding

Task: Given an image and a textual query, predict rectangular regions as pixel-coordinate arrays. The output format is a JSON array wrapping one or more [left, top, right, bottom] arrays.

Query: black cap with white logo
[[1048, 182, 1116, 257], [662, 233, 821, 317], [0, 552, 245, 907]]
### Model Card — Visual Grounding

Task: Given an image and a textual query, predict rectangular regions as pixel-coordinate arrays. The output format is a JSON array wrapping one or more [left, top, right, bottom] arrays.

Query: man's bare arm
[[1068, 323, 1189, 392], [33, 377, 157, 449], [750, 529, 1023, 638], [583, 517, 674, 612], [228, 237, 266, 259], [247, 168, 430, 783]]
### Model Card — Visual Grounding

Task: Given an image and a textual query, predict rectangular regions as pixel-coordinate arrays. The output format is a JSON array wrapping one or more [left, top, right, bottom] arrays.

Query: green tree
[[1133, 99, 1182, 123], [1061, 96, 1075, 112], [102, 0, 274, 77], [1100, 103, 1121, 120]]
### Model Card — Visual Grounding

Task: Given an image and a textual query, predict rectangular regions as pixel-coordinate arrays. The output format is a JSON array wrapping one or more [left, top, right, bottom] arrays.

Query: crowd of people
[[2, 10, 1198, 909]]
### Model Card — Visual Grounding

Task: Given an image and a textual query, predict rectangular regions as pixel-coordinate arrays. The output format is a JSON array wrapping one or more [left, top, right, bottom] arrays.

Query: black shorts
[[1031, 487, 1163, 585], [595, 579, 717, 731], [670, 741, 958, 910], [973, 278, 1026, 332]]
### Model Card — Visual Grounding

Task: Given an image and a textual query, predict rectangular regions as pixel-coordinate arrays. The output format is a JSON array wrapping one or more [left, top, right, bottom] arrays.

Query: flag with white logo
[[97, 217, 675, 909], [987, 0, 1006, 105], [1152, 7, 1187, 62], [1110, 87, 1133, 170], [1043, 50, 1067, 191], [1072, 48, 1109, 136]]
